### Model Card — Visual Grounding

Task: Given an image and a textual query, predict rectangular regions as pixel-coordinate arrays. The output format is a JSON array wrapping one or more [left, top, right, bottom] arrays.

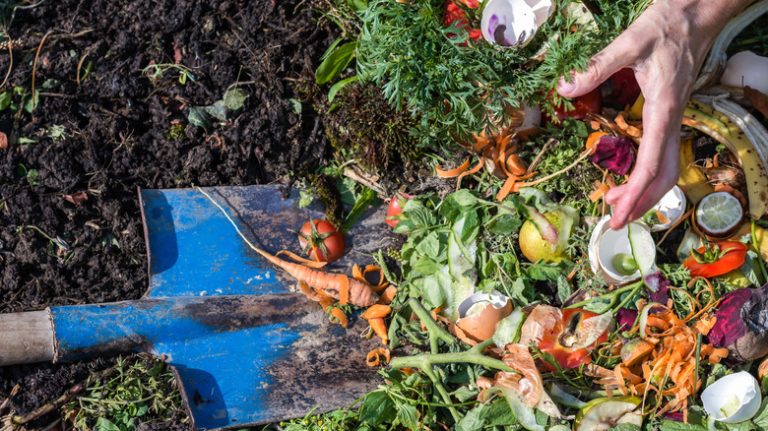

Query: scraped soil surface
[[0, 0, 335, 427]]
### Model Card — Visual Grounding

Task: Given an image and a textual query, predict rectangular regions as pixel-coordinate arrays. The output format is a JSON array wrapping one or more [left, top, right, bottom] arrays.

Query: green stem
[[421, 365, 460, 421], [390, 350, 513, 373], [566, 281, 643, 310], [408, 298, 457, 349]]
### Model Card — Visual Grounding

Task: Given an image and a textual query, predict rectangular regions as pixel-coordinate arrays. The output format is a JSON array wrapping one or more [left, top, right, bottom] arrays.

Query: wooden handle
[[0, 310, 55, 366]]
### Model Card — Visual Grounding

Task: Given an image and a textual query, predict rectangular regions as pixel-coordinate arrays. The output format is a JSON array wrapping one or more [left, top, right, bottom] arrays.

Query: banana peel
[[682, 100, 768, 219], [677, 136, 714, 204]]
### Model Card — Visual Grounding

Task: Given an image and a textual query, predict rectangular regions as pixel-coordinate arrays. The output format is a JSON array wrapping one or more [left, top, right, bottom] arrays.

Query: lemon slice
[[695, 192, 743, 236]]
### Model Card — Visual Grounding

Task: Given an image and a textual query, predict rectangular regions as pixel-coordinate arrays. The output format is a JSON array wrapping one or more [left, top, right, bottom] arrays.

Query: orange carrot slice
[[362, 304, 392, 319], [436, 159, 470, 178]]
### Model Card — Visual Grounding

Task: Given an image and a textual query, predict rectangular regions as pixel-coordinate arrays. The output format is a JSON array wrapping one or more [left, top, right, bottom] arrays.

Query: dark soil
[[0, 0, 336, 428]]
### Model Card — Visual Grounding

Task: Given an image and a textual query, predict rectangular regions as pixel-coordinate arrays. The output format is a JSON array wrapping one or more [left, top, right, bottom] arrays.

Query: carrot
[[330, 307, 349, 328], [589, 181, 610, 202], [366, 348, 390, 367], [455, 158, 485, 191], [276, 250, 327, 269], [436, 159, 470, 178], [197, 187, 378, 307], [378, 286, 397, 304], [362, 304, 392, 319], [368, 317, 388, 344]]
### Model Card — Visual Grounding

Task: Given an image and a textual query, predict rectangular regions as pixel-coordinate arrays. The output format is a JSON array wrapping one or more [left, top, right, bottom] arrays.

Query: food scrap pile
[[231, 0, 768, 430]]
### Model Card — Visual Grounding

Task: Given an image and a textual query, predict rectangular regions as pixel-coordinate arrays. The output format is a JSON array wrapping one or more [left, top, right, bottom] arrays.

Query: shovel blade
[[136, 185, 395, 429]]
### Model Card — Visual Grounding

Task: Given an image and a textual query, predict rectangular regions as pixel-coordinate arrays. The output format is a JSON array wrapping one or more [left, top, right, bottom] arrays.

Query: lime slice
[[695, 192, 743, 236]]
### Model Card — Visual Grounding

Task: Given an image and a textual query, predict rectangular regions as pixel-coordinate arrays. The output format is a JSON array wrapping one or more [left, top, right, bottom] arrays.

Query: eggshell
[[589, 217, 656, 285], [481, 0, 552, 47], [455, 292, 513, 343], [649, 186, 687, 232], [720, 51, 768, 94], [702, 371, 762, 423]]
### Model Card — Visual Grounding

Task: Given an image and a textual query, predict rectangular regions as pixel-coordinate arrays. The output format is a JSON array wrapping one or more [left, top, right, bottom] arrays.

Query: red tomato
[[443, 0, 482, 42], [385, 193, 411, 228], [298, 219, 345, 263], [551, 88, 602, 122], [683, 241, 748, 278], [606, 68, 641, 108], [538, 308, 610, 370]]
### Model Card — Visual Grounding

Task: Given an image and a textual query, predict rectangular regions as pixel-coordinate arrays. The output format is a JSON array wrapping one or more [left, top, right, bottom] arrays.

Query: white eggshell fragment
[[702, 371, 762, 424], [589, 217, 656, 285], [481, 0, 553, 47], [720, 51, 768, 94], [649, 186, 687, 232]]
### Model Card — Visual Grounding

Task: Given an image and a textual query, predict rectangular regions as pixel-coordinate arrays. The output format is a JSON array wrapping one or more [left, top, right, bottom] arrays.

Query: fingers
[[557, 31, 638, 98], [605, 96, 683, 229]]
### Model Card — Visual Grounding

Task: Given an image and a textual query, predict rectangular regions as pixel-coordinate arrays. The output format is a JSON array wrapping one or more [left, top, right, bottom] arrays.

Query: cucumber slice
[[627, 222, 656, 279]]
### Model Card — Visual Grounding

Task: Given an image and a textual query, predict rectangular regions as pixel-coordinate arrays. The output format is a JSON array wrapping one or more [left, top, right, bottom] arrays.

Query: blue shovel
[[0, 185, 396, 430]]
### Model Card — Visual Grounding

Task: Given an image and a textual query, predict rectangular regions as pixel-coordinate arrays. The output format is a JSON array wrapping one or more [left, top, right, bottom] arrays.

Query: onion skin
[[710, 284, 768, 362]]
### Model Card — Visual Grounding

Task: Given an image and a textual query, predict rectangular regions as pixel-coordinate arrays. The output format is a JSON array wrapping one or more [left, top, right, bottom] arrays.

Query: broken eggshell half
[[455, 292, 513, 343], [648, 185, 687, 232], [589, 216, 656, 285], [481, 0, 553, 47], [702, 371, 762, 424], [720, 51, 768, 94]]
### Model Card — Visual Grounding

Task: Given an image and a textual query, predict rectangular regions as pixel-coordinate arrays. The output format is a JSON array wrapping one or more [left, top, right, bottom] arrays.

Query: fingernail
[[557, 77, 576, 94]]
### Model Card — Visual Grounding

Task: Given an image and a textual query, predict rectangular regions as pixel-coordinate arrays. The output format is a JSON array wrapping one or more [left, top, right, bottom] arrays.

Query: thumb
[[557, 33, 636, 98]]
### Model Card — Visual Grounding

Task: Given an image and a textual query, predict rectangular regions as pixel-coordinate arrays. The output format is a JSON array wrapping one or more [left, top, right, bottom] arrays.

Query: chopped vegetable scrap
[[589, 134, 635, 175], [683, 241, 748, 279], [589, 301, 727, 420], [709, 284, 768, 362]]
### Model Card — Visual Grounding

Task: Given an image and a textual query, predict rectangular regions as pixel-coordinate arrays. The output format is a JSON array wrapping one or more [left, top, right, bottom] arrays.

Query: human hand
[[557, 0, 752, 229]]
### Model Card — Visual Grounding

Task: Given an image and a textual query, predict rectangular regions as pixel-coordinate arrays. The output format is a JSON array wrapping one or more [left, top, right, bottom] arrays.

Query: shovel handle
[[0, 310, 55, 366]]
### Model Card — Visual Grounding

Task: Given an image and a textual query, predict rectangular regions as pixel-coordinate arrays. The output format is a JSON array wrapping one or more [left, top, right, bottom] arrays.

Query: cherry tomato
[[298, 219, 345, 263], [538, 308, 610, 370], [606, 68, 641, 108], [683, 241, 748, 278], [551, 88, 602, 122], [443, 0, 482, 42], [385, 192, 411, 229]]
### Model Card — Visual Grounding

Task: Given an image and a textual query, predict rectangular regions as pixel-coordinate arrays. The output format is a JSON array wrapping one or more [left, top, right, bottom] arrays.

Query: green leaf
[[23, 90, 39, 113], [0, 91, 10, 110], [657, 420, 707, 431], [526, 262, 563, 282], [205, 100, 229, 122], [341, 186, 376, 232], [223, 87, 248, 111], [315, 40, 356, 84], [289, 98, 302, 114], [486, 211, 522, 234], [753, 397, 768, 428], [328, 75, 358, 103], [556, 275, 572, 304], [608, 424, 641, 431], [457, 404, 485, 431], [187, 106, 212, 130], [95, 418, 120, 431], [415, 231, 441, 258], [359, 390, 396, 426], [396, 402, 419, 429], [449, 189, 478, 207], [347, 0, 367, 11], [483, 398, 517, 426]]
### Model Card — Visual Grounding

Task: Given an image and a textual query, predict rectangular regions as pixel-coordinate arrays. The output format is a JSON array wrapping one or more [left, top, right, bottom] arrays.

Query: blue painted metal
[[45, 185, 395, 430]]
